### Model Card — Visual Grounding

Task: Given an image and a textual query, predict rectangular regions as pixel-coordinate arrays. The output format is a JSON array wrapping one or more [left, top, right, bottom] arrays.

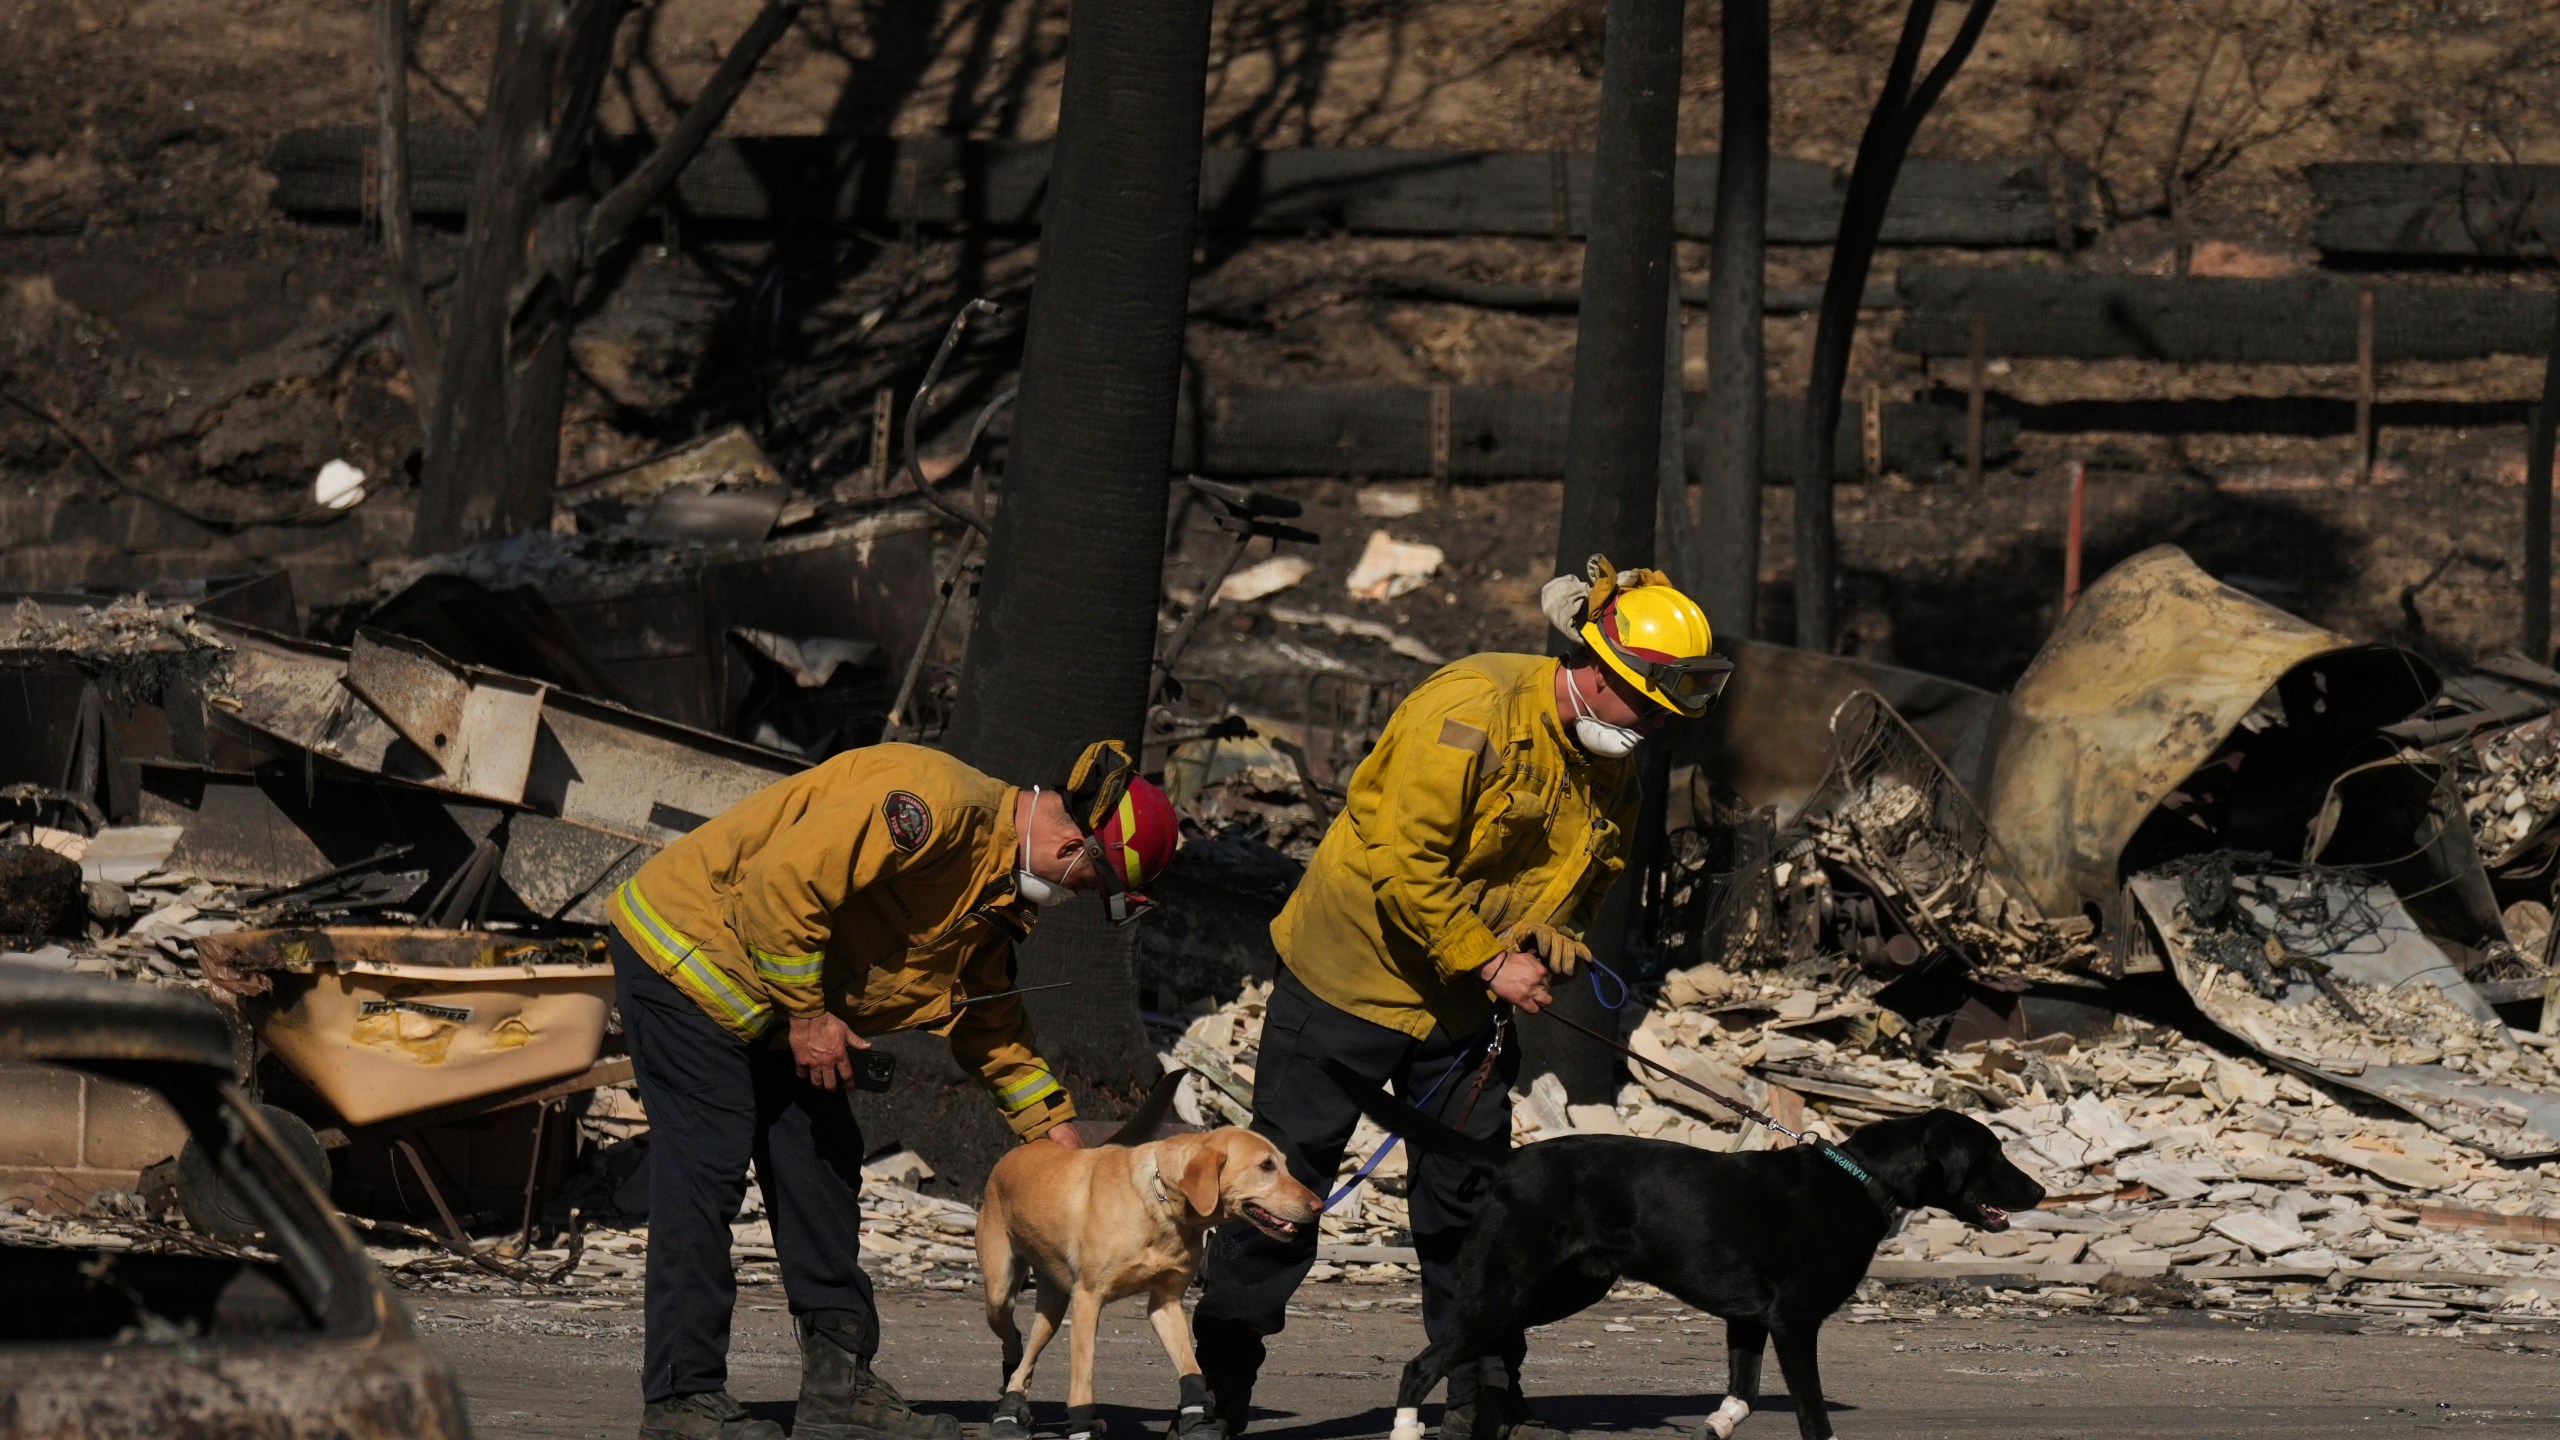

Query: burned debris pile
[[1161, 547, 2560, 1325], [13, 538, 2560, 1330]]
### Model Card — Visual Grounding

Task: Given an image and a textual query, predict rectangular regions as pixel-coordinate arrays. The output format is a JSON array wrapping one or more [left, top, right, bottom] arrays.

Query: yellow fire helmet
[[1576, 555, 1730, 716]]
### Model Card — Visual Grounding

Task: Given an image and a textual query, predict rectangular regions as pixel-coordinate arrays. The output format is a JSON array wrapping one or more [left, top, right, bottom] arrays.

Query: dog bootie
[[792, 1324, 961, 1440], [1065, 1404, 1106, 1440], [990, 1391, 1034, 1440], [1169, 1373, 1226, 1440], [638, 1391, 785, 1440]]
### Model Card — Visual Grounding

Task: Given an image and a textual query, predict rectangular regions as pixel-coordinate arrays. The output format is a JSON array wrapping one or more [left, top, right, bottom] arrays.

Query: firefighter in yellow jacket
[[1195, 560, 1729, 1440], [611, 739, 1180, 1440]]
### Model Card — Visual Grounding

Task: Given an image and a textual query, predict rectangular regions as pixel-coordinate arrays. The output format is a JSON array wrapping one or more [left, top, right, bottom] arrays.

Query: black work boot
[[1436, 1360, 1484, 1440], [1480, 1374, 1566, 1440], [1168, 1372, 1225, 1440], [640, 1391, 786, 1440], [793, 1323, 961, 1440], [1193, 1317, 1263, 1437], [1438, 1366, 1566, 1440], [989, 1390, 1034, 1440]]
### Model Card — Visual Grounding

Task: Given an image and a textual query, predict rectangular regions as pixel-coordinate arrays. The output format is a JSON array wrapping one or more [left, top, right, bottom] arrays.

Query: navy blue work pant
[[1194, 965, 1521, 1404], [612, 932, 876, 1402]]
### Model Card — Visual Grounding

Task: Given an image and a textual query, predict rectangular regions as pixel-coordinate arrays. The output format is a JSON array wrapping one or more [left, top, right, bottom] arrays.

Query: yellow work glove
[[1551, 556, 1676, 643], [1505, 922, 1592, 977], [1582, 554, 1674, 617]]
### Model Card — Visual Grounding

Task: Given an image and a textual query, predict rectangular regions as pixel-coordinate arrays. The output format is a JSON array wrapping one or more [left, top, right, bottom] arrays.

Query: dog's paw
[[991, 1391, 1034, 1440], [1390, 1406, 1428, 1440], [1697, 1396, 1750, 1440]]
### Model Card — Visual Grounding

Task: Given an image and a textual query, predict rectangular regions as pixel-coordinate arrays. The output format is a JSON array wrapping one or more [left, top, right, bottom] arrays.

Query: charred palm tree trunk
[[941, 0, 1213, 1082], [1530, 0, 1686, 1104], [1701, 0, 1768, 638], [1793, 0, 1998, 649]]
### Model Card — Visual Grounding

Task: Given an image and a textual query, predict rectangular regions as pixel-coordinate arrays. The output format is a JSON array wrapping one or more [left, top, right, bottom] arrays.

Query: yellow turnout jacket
[[611, 743, 1074, 1139], [1273, 652, 1638, 1040]]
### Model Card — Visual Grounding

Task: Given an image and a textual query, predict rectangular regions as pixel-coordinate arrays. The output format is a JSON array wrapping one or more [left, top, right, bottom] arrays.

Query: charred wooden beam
[[267, 127, 2078, 246], [1168, 386, 2007, 484], [1894, 267, 2560, 363], [2311, 162, 2560, 261]]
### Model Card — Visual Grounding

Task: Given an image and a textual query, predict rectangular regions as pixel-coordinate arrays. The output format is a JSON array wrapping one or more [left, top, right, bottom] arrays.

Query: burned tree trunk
[[409, 0, 619, 554], [941, 0, 1214, 1082], [1793, 0, 1997, 649], [394, 0, 802, 554], [2529, 288, 2560, 663], [1554, 0, 1685, 584], [1701, 0, 1768, 638], [1531, 0, 1686, 1105]]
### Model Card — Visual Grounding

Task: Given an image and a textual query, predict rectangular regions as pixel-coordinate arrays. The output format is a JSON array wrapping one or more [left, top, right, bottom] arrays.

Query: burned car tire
[[177, 1104, 332, 1243]]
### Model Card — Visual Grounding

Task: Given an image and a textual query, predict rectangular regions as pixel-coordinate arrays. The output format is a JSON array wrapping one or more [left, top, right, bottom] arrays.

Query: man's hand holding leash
[[1478, 952, 1554, 1013]]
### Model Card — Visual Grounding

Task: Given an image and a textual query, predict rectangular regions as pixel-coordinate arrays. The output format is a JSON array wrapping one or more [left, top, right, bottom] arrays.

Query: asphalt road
[[422, 1281, 2560, 1440]]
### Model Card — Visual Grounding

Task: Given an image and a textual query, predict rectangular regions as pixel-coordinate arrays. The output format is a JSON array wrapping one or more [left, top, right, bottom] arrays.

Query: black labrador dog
[[1332, 1066, 2044, 1440]]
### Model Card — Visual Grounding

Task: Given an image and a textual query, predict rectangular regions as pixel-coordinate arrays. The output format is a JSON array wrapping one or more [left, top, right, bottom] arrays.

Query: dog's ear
[[1177, 1137, 1225, 1217]]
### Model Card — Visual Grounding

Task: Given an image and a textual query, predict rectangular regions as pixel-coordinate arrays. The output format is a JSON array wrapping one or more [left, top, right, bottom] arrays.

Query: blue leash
[[1321, 958, 1629, 1212], [1323, 1021, 1490, 1210]]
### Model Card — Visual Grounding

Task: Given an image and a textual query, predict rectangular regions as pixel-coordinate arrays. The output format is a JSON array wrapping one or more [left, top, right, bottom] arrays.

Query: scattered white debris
[[1219, 555, 1314, 603], [1343, 531, 1444, 601], [1356, 487, 1429, 519], [314, 458, 367, 510]]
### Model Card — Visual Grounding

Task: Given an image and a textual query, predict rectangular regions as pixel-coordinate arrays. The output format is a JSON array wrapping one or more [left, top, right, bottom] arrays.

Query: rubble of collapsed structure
[[1157, 546, 2560, 1327], [9, 539, 2560, 1333]]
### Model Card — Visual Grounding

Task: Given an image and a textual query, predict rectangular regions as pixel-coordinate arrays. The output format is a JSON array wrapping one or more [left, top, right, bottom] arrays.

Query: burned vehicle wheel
[[176, 1105, 331, 1244]]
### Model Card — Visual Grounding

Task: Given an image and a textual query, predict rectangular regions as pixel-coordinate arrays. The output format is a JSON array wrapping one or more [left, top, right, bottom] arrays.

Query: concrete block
[[82, 1074, 190, 1171], [0, 1165, 109, 1212], [0, 1061, 85, 1168]]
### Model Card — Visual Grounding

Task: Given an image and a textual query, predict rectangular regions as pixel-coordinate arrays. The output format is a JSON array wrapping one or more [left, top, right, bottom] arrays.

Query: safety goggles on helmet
[[1057, 739, 1174, 927], [1594, 621, 1733, 716]]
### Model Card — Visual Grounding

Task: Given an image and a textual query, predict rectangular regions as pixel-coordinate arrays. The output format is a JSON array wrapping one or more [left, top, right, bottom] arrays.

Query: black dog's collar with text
[[1817, 1142, 1903, 1216]]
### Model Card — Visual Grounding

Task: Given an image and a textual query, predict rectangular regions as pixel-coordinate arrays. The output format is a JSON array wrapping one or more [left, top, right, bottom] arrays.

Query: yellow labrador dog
[[978, 1111, 1321, 1440]]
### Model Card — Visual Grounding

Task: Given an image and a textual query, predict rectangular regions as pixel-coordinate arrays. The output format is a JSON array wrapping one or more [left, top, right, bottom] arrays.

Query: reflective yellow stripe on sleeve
[[615, 880, 776, 1039], [992, 1068, 1063, 1114], [748, 945, 824, 985]]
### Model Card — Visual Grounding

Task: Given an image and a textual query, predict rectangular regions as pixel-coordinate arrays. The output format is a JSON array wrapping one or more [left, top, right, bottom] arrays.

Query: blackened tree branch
[[586, 0, 806, 262], [1794, 0, 1999, 650]]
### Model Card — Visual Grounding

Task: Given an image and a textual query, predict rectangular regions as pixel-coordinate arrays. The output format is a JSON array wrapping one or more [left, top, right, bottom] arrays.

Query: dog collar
[[1817, 1142, 1902, 1216], [1139, 1154, 1190, 1217]]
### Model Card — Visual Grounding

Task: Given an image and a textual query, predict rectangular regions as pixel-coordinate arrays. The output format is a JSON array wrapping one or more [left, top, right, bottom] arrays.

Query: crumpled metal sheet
[[208, 624, 794, 846], [2130, 869, 2560, 1159], [1984, 546, 2436, 918]]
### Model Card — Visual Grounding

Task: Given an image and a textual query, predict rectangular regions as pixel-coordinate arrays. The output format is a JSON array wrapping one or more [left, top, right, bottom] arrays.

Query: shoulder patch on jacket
[[882, 791, 934, 852], [1437, 717, 1489, 756]]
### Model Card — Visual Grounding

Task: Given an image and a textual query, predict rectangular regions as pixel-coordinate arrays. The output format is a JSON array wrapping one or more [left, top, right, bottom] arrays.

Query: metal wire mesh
[[1803, 689, 2040, 957]]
